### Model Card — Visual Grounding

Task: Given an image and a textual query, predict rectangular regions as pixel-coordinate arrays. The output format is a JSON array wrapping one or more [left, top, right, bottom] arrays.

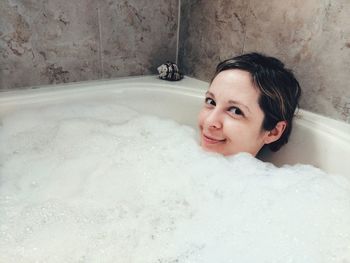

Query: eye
[[228, 106, 244, 116], [205, 97, 216, 106]]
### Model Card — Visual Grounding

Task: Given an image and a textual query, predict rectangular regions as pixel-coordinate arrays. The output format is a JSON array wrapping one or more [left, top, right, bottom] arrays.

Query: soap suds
[[0, 101, 349, 263]]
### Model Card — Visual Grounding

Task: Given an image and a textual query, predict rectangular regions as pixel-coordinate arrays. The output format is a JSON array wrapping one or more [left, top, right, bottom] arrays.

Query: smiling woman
[[198, 53, 302, 157]]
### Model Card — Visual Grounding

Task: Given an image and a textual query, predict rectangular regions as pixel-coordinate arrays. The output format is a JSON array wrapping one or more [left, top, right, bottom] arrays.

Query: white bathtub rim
[[1, 75, 350, 145], [0, 75, 208, 101]]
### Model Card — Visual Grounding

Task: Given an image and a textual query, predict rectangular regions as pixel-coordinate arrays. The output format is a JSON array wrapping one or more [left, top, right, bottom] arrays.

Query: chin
[[200, 142, 256, 157], [200, 141, 226, 155]]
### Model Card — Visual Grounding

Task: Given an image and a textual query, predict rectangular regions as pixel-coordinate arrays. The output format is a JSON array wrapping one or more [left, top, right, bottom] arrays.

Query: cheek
[[197, 108, 207, 129], [222, 120, 256, 146], [221, 118, 239, 135]]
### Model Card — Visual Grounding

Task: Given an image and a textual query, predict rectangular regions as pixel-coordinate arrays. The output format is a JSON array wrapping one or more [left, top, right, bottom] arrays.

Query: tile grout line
[[175, 0, 181, 64], [97, 4, 104, 79]]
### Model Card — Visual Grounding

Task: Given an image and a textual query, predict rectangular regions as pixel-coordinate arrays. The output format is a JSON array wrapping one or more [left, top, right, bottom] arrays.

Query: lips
[[202, 133, 226, 144]]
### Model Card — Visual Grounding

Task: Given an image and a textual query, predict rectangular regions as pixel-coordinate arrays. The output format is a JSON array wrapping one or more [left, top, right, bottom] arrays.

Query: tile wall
[[179, 0, 350, 122], [1, 0, 349, 122], [0, 0, 178, 90]]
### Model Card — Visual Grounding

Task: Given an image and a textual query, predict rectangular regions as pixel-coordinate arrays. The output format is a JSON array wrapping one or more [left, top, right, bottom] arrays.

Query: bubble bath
[[0, 99, 350, 263]]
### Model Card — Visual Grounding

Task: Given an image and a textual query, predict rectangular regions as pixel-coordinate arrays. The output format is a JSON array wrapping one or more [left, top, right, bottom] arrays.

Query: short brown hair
[[214, 52, 302, 151]]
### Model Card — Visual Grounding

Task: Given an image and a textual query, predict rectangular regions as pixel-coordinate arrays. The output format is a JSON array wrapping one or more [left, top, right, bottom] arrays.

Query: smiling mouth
[[202, 133, 226, 144]]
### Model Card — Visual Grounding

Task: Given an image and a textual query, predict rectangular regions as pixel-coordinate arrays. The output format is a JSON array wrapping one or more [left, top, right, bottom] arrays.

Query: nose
[[204, 108, 223, 129]]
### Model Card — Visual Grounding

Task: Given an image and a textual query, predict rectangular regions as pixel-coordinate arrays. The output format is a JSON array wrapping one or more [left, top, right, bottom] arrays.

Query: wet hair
[[213, 52, 302, 152]]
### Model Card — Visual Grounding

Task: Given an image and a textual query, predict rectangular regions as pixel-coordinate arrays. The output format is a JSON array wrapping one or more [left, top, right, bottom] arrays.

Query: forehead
[[209, 69, 261, 104]]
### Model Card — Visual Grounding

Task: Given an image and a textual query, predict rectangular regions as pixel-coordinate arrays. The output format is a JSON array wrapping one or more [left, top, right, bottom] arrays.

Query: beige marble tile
[[179, 0, 249, 81], [179, 0, 350, 123], [0, 0, 178, 90], [99, 0, 178, 78], [0, 0, 100, 89], [243, 0, 350, 122]]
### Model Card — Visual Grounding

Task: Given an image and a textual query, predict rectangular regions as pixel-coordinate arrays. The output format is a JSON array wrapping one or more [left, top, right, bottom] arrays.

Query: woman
[[198, 52, 301, 157]]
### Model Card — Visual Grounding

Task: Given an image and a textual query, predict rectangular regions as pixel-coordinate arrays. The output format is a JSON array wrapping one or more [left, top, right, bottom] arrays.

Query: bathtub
[[1, 75, 349, 176]]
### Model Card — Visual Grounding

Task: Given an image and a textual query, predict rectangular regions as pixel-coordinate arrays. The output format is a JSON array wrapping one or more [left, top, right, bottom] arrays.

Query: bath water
[[0, 101, 349, 262]]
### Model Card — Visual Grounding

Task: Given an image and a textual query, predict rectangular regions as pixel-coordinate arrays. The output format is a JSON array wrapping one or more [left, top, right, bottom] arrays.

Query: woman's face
[[198, 69, 272, 156]]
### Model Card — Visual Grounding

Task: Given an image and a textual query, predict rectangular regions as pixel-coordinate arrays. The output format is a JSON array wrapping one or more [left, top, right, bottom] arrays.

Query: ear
[[263, 121, 287, 144]]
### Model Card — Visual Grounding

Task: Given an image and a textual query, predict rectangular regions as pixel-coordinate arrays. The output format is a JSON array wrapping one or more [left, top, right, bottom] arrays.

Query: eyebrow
[[205, 91, 251, 113]]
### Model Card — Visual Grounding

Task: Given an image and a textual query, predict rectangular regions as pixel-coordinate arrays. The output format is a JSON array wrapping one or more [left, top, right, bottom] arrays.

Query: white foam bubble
[[0, 101, 349, 262]]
